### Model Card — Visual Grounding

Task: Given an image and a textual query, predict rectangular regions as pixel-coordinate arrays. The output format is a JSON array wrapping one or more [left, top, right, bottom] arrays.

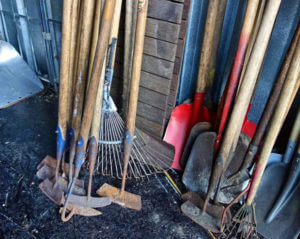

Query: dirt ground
[[0, 88, 211, 239]]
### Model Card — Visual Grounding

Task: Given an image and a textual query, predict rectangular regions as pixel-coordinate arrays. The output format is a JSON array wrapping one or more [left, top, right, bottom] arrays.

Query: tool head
[[181, 201, 222, 233], [182, 191, 231, 224], [180, 122, 212, 169], [97, 183, 141, 211], [39, 175, 86, 205], [182, 131, 216, 194], [39, 178, 64, 205], [37, 155, 70, 177], [68, 194, 112, 208], [59, 201, 102, 222]]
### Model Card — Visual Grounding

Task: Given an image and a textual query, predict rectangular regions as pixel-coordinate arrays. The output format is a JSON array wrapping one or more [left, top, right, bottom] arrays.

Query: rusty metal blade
[[39, 178, 64, 205], [181, 200, 221, 233], [97, 183, 141, 211], [69, 194, 112, 208]]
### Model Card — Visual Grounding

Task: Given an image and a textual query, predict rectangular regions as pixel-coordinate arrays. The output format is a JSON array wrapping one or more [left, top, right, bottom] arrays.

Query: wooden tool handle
[[87, 137, 97, 199], [239, 25, 300, 171], [204, 0, 283, 211], [121, 0, 148, 193], [79, 0, 115, 147], [196, 0, 220, 93], [67, 0, 81, 122], [289, 108, 300, 143], [247, 36, 300, 205], [55, 0, 72, 182], [215, 0, 260, 148], [90, 0, 123, 140]]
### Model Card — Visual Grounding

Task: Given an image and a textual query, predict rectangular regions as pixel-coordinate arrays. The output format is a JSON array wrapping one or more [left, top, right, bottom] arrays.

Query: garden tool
[[255, 165, 300, 239], [68, 0, 123, 210], [164, 0, 221, 170], [68, 138, 110, 210], [180, 122, 212, 168], [222, 20, 300, 238], [266, 143, 300, 223], [123, 0, 138, 114], [95, 0, 172, 179], [228, 24, 300, 184], [182, 0, 261, 202], [96, 0, 149, 211], [38, 0, 74, 204], [67, 0, 81, 122], [61, 0, 115, 221], [0, 40, 43, 109], [203, 0, 283, 214], [282, 107, 300, 164], [68, 0, 96, 182]]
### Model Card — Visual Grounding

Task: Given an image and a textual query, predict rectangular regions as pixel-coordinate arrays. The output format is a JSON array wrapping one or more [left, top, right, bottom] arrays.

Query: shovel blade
[[181, 200, 221, 233], [37, 155, 70, 177], [69, 194, 112, 208], [97, 183, 141, 211], [39, 178, 64, 205]]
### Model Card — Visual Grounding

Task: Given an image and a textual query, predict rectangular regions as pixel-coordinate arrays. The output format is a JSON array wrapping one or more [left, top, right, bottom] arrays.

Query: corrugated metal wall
[[0, 0, 62, 87]]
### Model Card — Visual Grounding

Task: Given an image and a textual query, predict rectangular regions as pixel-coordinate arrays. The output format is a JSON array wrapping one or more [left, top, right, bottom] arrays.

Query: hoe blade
[[97, 183, 141, 211], [181, 201, 221, 233], [37, 155, 70, 176], [69, 194, 112, 208], [39, 178, 64, 205]]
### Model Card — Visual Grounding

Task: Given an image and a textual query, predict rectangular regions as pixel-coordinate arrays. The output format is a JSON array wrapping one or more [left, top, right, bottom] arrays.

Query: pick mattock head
[[97, 183, 141, 211], [181, 200, 223, 233]]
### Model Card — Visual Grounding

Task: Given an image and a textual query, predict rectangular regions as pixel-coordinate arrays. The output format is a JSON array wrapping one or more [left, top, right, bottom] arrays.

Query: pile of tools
[[166, 0, 300, 237], [36, 0, 174, 222]]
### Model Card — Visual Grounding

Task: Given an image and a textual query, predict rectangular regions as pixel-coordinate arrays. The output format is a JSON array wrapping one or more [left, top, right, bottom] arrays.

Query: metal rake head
[[96, 108, 173, 179], [219, 203, 259, 239]]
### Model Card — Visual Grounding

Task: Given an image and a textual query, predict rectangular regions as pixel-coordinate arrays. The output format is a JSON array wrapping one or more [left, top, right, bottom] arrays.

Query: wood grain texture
[[138, 87, 168, 110], [144, 36, 177, 61], [148, 0, 183, 24], [146, 18, 180, 44], [142, 54, 174, 79], [137, 101, 165, 124], [140, 71, 171, 95], [136, 115, 163, 136]]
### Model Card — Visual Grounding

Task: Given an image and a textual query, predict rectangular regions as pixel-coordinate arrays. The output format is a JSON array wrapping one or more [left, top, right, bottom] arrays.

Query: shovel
[[0, 40, 44, 109], [228, 24, 300, 185], [61, 0, 115, 221], [203, 0, 283, 213], [182, 0, 261, 200], [96, 0, 149, 211], [164, 0, 220, 170]]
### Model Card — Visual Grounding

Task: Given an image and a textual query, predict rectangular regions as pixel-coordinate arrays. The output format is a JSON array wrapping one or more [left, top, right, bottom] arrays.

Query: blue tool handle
[[55, 125, 66, 182]]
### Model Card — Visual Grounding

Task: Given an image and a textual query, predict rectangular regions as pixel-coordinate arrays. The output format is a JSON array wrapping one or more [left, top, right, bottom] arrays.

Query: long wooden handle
[[214, 0, 260, 149], [204, 0, 283, 211], [55, 0, 72, 182], [196, 0, 220, 93], [247, 37, 300, 205], [67, 0, 81, 122], [90, 0, 123, 140], [121, 0, 148, 193], [240, 25, 300, 170]]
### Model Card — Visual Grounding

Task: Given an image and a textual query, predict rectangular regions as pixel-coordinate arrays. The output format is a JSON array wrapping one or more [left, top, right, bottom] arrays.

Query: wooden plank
[[144, 37, 177, 62], [140, 71, 171, 95], [136, 115, 163, 137], [142, 54, 174, 79], [148, 0, 183, 24], [137, 101, 165, 124], [146, 18, 180, 44], [138, 87, 168, 110], [165, 104, 174, 120]]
